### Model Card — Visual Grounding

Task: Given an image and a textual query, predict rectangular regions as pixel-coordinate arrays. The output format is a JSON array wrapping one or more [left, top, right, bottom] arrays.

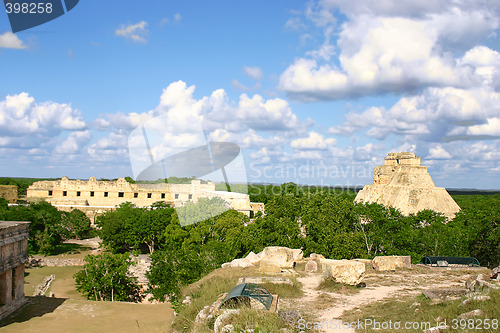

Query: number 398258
[[5, 2, 53, 14]]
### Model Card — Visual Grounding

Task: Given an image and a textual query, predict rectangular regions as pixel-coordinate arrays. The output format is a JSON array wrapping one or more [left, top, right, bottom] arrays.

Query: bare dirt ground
[[281, 266, 489, 332], [64, 237, 102, 255], [0, 297, 174, 333]]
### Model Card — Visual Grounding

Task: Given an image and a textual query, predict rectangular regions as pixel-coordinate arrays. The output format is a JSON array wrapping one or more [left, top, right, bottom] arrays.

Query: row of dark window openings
[[48, 190, 192, 200]]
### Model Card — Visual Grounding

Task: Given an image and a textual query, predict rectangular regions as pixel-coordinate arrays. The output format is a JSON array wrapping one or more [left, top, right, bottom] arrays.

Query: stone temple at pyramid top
[[354, 152, 461, 219]]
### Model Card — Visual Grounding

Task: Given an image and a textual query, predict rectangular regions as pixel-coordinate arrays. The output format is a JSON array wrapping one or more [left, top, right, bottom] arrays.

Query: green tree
[[97, 202, 144, 253], [61, 209, 92, 240], [124, 176, 136, 184], [302, 193, 364, 258], [0, 197, 8, 211], [452, 195, 500, 267], [147, 246, 206, 305], [0, 201, 64, 254], [29, 202, 64, 255], [175, 197, 230, 227], [98, 201, 177, 254], [148, 209, 248, 304], [75, 252, 141, 302], [133, 202, 175, 253]]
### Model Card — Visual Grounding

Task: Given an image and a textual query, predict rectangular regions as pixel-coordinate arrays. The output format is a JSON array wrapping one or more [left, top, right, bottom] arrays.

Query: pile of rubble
[[222, 247, 413, 286], [466, 271, 500, 293], [221, 246, 303, 270], [423, 265, 499, 333], [28, 256, 84, 267], [33, 274, 55, 296]]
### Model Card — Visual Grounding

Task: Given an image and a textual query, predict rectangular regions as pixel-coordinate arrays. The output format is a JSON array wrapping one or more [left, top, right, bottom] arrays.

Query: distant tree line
[[0, 177, 60, 196]]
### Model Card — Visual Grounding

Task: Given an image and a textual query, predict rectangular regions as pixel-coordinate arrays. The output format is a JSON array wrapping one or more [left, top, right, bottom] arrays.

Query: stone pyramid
[[354, 152, 461, 219]]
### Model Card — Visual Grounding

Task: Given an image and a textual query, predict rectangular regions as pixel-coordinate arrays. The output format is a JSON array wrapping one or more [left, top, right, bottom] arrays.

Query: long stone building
[[0, 221, 29, 320], [27, 177, 263, 223], [355, 152, 461, 219]]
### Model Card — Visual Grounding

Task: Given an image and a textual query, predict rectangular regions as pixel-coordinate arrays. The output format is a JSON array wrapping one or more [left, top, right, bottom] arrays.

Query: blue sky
[[1, 0, 499, 189]]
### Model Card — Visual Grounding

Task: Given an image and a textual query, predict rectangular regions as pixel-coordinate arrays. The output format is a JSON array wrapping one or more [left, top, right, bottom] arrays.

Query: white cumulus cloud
[[174, 13, 182, 23], [329, 84, 500, 142], [55, 130, 92, 154], [0, 93, 86, 148], [0, 32, 26, 49], [115, 21, 149, 43], [291, 131, 336, 150], [428, 145, 452, 159], [94, 80, 310, 166], [244, 66, 263, 81], [280, 1, 500, 100]]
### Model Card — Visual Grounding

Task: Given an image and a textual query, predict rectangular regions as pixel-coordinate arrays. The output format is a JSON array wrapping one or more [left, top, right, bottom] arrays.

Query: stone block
[[309, 253, 325, 260], [372, 256, 411, 271], [259, 246, 300, 269], [491, 266, 500, 280], [353, 258, 372, 265], [320, 259, 365, 285], [221, 258, 254, 269], [245, 251, 262, 265], [259, 260, 282, 274], [305, 260, 318, 273], [458, 309, 484, 319]]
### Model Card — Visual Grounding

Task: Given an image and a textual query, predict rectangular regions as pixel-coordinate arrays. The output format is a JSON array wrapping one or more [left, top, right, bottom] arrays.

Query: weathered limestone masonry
[[201, 190, 253, 216], [27, 177, 263, 224], [0, 221, 29, 320], [0, 186, 17, 204], [27, 176, 208, 206], [355, 152, 461, 219], [249, 202, 265, 214]]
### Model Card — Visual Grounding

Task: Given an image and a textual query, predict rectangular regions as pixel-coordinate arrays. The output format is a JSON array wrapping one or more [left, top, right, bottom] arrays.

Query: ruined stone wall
[[168, 180, 216, 203], [384, 152, 421, 166], [0, 186, 17, 204], [200, 190, 253, 216], [250, 202, 265, 214], [0, 221, 29, 320], [27, 177, 216, 208], [26, 177, 264, 223]]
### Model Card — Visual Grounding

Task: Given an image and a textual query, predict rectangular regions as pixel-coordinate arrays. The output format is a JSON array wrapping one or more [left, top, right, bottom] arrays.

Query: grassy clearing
[[50, 243, 93, 257], [189, 308, 297, 333], [342, 289, 500, 332], [260, 277, 303, 299], [24, 266, 85, 299], [228, 308, 296, 332], [317, 278, 361, 295]]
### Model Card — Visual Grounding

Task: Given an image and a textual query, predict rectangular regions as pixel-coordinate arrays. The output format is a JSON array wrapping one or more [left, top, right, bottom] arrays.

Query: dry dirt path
[[64, 237, 102, 254], [293, 270, 476, 333], [296, 274, 405, 332]]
